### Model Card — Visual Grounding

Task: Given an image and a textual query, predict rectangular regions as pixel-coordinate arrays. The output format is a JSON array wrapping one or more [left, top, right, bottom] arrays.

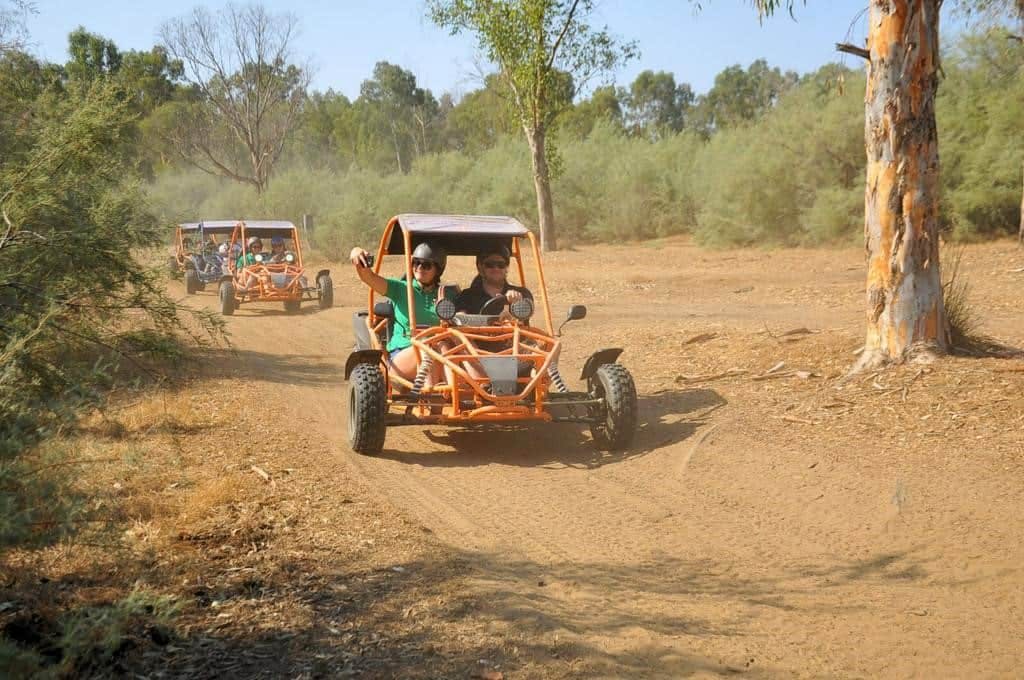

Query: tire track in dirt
[[176, 252, 1024, 679]]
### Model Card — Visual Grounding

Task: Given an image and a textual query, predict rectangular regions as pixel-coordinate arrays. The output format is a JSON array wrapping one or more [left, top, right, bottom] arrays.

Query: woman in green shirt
[[349, 241, 456, 382]]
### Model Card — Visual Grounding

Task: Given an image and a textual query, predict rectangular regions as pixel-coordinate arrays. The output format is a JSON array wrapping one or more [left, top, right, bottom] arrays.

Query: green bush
[[1, 80, 221, 550], [146, 30, 1023, 251]]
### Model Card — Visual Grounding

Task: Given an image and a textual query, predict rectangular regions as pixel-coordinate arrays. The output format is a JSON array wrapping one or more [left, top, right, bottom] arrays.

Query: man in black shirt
[[454, 244, 533, 316]]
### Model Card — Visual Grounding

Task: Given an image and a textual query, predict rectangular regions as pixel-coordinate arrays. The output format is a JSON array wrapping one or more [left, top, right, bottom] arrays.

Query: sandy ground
[[4, 238, 1024, 678]]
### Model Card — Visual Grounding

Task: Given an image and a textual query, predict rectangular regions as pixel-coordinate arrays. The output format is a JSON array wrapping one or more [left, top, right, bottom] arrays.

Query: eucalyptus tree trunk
[[1018, 161, 1023, 245], [526, 126, 557, 252], [854, 0, 948, 371]]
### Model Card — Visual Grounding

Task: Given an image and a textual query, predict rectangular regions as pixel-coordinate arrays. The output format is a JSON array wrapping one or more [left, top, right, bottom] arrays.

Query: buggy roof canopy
[[385, 214, 531, 256], [178, 220, 296, 235]]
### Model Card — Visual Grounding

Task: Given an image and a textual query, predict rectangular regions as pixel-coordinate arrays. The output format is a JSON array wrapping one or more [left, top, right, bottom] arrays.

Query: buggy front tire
[[589, 363, 638, 451], [317, 274, 334, 309], [184, 269, 200, 294], [348, 363, 387, 455], [284, 299, 301, 314], [219, 281, 235, 316]]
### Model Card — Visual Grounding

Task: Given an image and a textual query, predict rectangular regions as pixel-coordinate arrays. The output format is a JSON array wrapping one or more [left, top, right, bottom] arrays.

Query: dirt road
[[180, 239, 1024, 678]]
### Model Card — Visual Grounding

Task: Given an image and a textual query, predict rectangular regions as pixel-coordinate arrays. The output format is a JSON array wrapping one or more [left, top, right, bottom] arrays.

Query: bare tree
[[160, 3, 310, 193], [0, 1, 32, 55]]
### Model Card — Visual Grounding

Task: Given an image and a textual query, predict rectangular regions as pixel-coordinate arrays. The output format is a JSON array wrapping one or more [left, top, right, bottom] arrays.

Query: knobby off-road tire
[[184, 269, 200, 294], [317, 275, 334, 309], [284, 299, 302, 314], [589, 363, 638, 451], [219, 281, 235, 316], [167, 256, 179, 278], [348, 363, 387, 455]]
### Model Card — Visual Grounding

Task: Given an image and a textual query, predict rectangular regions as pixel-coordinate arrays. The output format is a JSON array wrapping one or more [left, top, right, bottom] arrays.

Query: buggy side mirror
[[373, 300, 394, 319], [557, 304, 587, 336]]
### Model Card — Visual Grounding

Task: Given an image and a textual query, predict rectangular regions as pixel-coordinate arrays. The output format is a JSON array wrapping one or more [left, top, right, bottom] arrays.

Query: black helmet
[[476, 242, 511, 265], [411, 241, 446, 275]]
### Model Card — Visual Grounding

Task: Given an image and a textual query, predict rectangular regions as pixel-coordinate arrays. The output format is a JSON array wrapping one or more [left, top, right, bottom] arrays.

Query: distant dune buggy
[[168, 221, 236, 294], [345, 214, 638, 455], [218, 220, 333, 316]]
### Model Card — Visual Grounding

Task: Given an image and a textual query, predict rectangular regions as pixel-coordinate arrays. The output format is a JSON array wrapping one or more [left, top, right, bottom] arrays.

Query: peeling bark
[[1019, 161, 1023, 245], [855, 0, 948, 371]]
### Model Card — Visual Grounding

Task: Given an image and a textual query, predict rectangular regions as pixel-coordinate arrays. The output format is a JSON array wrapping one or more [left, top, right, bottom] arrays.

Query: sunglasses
[[482, 260, 509, 269], [411, 258, 436, 270]]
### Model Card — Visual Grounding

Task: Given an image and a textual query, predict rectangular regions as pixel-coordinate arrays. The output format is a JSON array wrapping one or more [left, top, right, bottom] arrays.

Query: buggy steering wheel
[[478, 294, 508, 316]]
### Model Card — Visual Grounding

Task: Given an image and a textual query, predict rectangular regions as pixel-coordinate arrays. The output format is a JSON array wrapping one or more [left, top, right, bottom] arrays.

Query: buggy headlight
[[435, 297, 456, 322], [510, 297, 533, 321], [285, 252, 295, 263], [254, 253, 264, 263]]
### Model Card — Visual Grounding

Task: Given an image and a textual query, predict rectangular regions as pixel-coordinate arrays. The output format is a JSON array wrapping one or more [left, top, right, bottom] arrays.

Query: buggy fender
[[315, 268, 330, 280], [345, 349, 385, 380], [580, 348, 624, 381], [219, 274, 233, 283]]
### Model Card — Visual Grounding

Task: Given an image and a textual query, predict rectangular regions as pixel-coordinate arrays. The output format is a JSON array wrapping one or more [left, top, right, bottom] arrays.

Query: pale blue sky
[[24, 1, 962, 99]]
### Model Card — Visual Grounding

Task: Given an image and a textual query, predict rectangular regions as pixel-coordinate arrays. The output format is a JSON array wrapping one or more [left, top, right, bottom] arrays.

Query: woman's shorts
[[388, 347, 404, 364]]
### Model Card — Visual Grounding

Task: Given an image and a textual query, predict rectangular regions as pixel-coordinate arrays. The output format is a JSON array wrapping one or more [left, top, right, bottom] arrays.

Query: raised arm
[[349, 247, 388, 296]]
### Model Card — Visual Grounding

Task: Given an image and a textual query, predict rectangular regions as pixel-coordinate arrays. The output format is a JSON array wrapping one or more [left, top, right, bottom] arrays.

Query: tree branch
[[546, 0, 581, 73], [836, 42, 870, 60]]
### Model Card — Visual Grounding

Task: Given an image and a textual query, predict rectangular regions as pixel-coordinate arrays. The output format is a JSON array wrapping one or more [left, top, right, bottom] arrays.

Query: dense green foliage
[[148, 28, 1023, 251], [0, 50, 220, 549]]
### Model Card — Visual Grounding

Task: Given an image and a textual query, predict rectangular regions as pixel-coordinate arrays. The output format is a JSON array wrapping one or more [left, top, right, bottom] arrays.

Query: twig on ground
[[250, 465, 272, 483], [780, 415, 816, 425], [674, 368, 747, 383], [682, 331, 718, 345]]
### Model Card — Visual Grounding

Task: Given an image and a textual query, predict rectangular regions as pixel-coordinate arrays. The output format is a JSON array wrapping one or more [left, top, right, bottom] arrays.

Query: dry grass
[[942, 246, 1020, 357]]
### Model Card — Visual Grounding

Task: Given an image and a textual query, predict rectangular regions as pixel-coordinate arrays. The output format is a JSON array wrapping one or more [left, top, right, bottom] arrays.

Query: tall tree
[[358, 61, 438, 173], [558, 84, 624, 138], [748, 2, 951, 367], [65, 27, 121, 82], [625, 70, 693, 139], [692, 59, 796, 134], [429, 0, 636, 251], [160, 3, 310, 194], [747, 1, 1024, 367]]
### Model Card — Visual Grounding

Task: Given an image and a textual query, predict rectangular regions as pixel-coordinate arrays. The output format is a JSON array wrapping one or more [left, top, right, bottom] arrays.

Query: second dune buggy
[[217, 220, 333, 316], [344, 213, 638, 455]]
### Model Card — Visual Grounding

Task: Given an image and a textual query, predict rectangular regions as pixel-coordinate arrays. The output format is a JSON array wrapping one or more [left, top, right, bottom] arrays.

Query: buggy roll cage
[[225, 220, 304, 274], [362, 214, 559, 411], [367, 214, 554, 335]]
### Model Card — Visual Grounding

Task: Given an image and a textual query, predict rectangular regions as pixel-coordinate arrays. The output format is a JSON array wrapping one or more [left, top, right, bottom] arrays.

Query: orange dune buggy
[[344, 214, 638, 455], [218, 220, 333, 315]]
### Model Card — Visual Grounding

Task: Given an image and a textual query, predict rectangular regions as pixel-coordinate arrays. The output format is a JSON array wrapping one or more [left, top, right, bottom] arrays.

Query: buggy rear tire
[[219, 281, 235, 316], [284, 299, 301, 314], [317, 274, 334, 309], [348, 363, 387, 455], [589, 363, 638, 451], [184, 269, 200, 294]]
